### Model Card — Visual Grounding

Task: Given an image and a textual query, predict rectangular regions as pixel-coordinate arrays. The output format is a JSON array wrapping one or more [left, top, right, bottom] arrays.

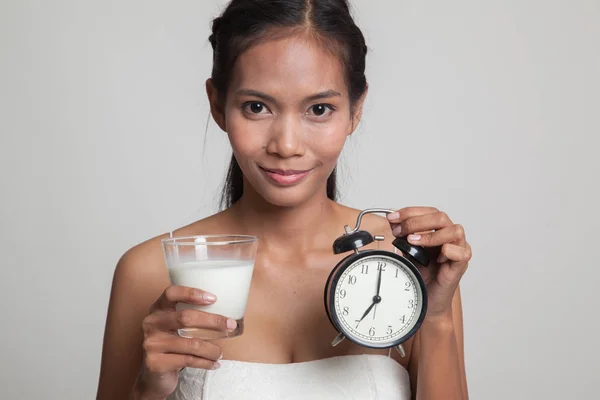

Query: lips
[[262, 168, 310, 175], [260, 166, 313, 186]]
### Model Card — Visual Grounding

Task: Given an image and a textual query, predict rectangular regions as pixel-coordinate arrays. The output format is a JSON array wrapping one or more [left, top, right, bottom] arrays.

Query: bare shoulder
[[115, 209, 233, 288], [113, 233, 171, 299]]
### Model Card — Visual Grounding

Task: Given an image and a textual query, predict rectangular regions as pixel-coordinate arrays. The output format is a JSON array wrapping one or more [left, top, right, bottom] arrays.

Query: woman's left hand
[[387, 207, 472, 320]]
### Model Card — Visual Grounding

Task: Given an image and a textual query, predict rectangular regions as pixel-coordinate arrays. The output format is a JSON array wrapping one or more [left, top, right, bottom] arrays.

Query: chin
[[255, 185, 320, 208], [243, 171, 327, 208]]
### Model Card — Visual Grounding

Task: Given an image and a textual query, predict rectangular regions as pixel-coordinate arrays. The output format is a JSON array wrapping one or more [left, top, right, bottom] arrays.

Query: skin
[[97, 32, 471, 400]]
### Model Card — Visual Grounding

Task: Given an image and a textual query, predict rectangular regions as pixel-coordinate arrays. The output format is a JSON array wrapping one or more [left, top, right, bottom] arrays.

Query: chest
[[216, 251, 412, 368]]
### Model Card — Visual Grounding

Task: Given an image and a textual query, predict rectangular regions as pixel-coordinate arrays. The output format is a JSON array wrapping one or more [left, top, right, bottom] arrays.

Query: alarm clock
[[324, 208, 430, 357]]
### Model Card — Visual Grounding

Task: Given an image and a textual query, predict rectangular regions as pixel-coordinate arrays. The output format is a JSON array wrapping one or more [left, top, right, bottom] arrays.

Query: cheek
[[304, 117, 352, 160], [225, 112, 268, 157]]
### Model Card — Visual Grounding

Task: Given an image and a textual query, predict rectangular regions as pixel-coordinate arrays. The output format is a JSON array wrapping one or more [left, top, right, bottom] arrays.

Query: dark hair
[[209, 0, 368, 209]]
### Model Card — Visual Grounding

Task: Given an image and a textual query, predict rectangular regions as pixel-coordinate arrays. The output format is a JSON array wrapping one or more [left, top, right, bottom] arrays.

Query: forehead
[[229, 34, 348, 99]]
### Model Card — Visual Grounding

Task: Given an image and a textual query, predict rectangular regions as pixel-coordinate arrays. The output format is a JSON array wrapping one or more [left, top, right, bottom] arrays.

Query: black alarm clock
[[324, 208, 430, 357]]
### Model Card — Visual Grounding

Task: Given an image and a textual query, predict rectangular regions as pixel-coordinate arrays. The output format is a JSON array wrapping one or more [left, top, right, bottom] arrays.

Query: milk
[[168, 259, 255, 320]]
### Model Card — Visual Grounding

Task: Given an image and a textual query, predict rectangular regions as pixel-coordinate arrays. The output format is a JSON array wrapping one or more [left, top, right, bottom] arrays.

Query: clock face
[[332, 254, 425, 348]]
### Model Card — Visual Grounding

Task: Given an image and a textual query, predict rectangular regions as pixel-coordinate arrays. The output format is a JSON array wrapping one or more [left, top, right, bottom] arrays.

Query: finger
[[405, 224, 466, 247], [437, 243, 472, 265], [387, 207, 439, 223], [150, 309, 237, 333], [151, 285, 217, 312], [391, 211, 453, 237], [144, 334, 223, 362], [144, 352, 220, 374]]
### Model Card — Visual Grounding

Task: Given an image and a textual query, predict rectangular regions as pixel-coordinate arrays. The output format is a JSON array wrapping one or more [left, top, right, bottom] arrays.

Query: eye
[[242, 101, 269, 115], [307, 104, 335, 117]]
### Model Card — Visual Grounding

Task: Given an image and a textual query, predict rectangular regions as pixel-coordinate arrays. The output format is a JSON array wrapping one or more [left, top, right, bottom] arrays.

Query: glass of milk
[[162, 235, 258, 340]]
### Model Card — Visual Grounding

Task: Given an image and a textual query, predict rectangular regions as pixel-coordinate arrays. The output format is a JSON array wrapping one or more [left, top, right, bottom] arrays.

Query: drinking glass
[[162, 235, 258, 339]]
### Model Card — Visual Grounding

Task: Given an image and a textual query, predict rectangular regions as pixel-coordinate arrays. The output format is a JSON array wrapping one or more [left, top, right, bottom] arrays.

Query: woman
[[97, 0, 472, 399]]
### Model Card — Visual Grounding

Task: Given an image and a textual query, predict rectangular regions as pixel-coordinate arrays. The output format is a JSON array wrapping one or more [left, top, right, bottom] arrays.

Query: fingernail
[[392, 226, 402, 236], [407, 234, 421, 242], [202, 292, 217, 302], [387, 212, 399, 221], [226, 319, 237, 330], [212, 361, 221, 370], [218, 353, 223, 361]]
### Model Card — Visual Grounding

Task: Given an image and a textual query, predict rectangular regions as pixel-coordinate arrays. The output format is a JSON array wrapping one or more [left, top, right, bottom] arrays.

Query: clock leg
[[395, 344, 406, 357], [331, 333, 346, 347]]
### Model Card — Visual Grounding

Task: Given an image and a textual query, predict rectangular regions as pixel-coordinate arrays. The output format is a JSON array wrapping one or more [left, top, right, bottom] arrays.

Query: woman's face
[[209, 34, 365, 207]]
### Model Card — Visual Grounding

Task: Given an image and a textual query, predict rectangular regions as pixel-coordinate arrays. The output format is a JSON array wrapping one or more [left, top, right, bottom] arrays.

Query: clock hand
[[371, 264, 383, 321], [358, 301, 377, 324], [376, 264, 383, 297], [356, 269, 385, 327]]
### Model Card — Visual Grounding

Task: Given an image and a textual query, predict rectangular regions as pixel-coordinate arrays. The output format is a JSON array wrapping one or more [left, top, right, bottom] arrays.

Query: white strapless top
[[167, 354, 411, 400]]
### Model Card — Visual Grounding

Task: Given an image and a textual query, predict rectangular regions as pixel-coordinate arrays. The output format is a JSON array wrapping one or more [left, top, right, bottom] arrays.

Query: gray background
[[1, 0, 599, 398]]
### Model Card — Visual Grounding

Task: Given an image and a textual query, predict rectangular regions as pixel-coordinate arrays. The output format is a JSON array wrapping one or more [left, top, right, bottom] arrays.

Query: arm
[[387, 207, 471, 400], [96, 241, 170, 400], [407, 286, 468, 400]]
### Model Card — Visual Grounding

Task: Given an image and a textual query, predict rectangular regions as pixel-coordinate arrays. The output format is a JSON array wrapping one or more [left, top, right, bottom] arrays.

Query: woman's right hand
[[132, 285, 237, 400]]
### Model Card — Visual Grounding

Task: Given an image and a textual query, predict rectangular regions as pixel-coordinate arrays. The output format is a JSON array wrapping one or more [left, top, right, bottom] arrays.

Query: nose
[[265, 114, 304, 158]]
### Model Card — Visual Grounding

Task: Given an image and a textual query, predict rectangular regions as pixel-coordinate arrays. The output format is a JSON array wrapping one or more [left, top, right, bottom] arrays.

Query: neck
[[229, 186, 340, 255]]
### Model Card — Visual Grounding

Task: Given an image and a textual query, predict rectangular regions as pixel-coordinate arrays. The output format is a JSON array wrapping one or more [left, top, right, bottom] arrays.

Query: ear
[[206, 78, 226, 132], [349, 83, 368, 135]]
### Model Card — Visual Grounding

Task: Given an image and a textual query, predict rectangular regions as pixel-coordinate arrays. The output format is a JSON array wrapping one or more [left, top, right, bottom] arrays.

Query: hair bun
[[209, 16, 222, 49]]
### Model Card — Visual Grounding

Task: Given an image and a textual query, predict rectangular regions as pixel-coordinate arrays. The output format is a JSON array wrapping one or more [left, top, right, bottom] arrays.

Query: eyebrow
[[235, 88, 341, 103]]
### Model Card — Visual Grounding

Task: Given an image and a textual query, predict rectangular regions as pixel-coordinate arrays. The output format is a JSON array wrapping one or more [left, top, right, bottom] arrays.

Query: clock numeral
[[400, 315, 406, 324], [343, 306, 349, 316], [361, 264, 369, 274], [340, 289, 347, 299], [355, 320, 361, 329], [377, 262, 386, 272], [405, 281, 411, 291], [386, 325, 393, 335], [369, 327, 376, 336], [395, 269, 400, 278], [348, 275, 357, 285], [408, 299, 415, 309]]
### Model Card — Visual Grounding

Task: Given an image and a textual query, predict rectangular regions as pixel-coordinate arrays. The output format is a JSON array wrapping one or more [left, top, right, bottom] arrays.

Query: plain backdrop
[[1, 0, 599, 399]]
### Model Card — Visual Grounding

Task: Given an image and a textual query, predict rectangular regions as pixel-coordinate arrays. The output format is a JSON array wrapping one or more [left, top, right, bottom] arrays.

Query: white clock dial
[[333, 255, 424, 347]]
